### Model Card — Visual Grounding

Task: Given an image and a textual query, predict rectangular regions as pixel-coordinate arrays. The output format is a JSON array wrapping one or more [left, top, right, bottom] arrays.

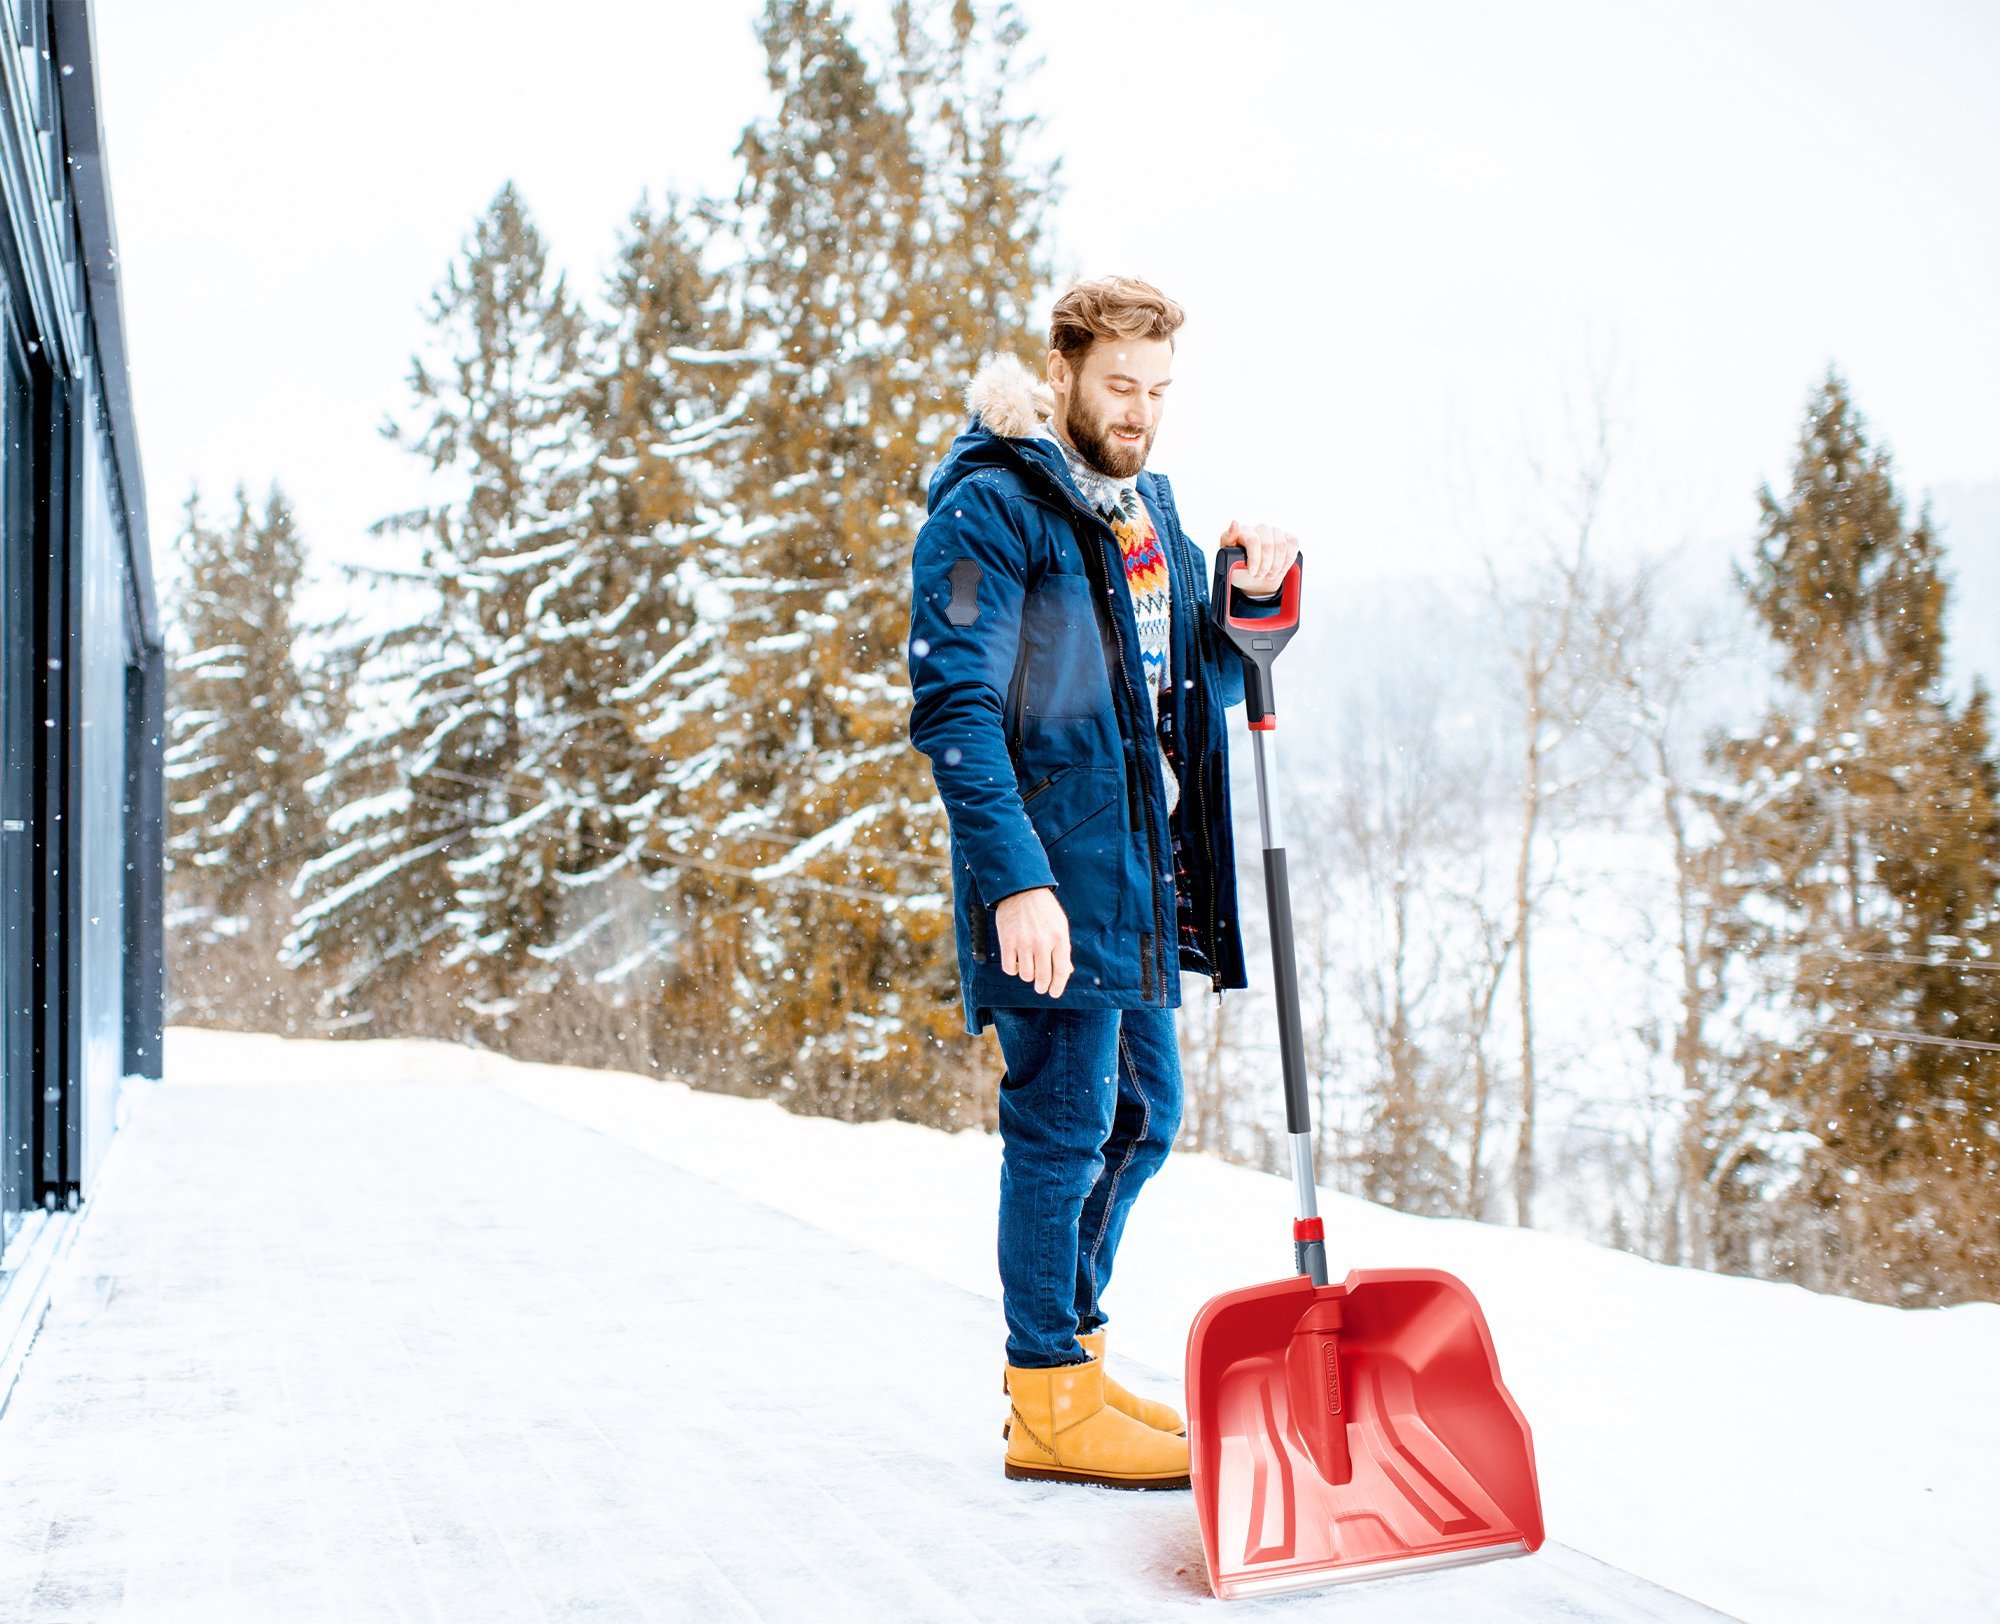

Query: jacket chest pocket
[[1019, 572, 1115, 724]]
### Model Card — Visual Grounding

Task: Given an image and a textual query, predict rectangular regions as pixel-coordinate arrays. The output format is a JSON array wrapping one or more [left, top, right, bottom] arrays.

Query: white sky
[[97, 0, 1999, 641]]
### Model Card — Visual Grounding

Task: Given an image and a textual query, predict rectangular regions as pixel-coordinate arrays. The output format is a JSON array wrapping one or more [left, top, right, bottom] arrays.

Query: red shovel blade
[[1186, 1268, 1544, 1600]]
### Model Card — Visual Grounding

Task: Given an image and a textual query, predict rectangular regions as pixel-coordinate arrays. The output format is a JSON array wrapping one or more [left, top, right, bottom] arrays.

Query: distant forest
[[161, 0, 1999, 1307]]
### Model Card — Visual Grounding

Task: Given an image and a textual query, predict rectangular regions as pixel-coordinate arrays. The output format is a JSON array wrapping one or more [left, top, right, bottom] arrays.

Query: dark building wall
[[0, 0, 159, 1257]]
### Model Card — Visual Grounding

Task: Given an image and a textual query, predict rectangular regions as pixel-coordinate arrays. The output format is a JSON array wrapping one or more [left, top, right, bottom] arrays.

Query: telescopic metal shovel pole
[[1189, 560, 1547, 1595], [1209, 546, 1326, 1287]]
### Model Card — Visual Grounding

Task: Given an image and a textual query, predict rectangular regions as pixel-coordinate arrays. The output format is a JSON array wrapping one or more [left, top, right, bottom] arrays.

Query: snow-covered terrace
[[0, 1031, 1988, 1621]]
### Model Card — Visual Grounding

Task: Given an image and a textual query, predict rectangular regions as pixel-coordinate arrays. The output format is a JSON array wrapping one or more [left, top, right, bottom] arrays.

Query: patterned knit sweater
[[1041, 427, 1178, 813]]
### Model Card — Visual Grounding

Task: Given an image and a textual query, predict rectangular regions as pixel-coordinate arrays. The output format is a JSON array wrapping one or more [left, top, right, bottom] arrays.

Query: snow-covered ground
[[476, 1038, 2000, 1624], [1, 1030, 1723, 1623], [17, 1029, 1987, 1622]]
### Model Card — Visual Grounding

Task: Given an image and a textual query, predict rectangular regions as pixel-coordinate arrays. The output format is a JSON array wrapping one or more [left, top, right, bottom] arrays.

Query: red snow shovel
[[1185, 549, 1545, 1600]]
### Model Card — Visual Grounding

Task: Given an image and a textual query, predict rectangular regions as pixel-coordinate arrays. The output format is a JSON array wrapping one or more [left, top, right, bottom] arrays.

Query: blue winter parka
[[907, 362, 1251, 1035]]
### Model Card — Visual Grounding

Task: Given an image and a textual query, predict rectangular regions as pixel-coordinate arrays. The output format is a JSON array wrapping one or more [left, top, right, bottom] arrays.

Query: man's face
[[1048, 336, 1173, 480]]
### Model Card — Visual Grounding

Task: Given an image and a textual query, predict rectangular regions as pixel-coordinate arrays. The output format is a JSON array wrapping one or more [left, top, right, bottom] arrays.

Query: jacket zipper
[[1164, 494, 1226, 991], [1020, 466, 1171, 1003], [1108, 515, 1173, 1005], [1005, 656, 1029, 756], [1177, 572, 1223, 991], [1196, 749, 1223, 994], [1098, 535, 1169, 1002]]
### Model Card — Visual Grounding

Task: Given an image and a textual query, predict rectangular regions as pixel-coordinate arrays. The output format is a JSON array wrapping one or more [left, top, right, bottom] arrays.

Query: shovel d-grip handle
[[1209, 546, 1302, 728], [1209, 545, 1326, 1287]]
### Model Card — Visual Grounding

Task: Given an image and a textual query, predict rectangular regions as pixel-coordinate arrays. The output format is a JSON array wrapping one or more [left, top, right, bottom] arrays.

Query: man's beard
[[1063, 397, 1155, 480]]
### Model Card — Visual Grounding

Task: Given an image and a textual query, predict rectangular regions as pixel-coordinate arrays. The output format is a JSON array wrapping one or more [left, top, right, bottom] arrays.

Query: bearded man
[[907, 276, 1300, 1488]]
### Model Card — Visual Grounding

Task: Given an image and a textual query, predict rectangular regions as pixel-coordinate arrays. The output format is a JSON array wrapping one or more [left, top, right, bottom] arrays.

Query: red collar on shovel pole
[[1185, 547, 1546, 1601]]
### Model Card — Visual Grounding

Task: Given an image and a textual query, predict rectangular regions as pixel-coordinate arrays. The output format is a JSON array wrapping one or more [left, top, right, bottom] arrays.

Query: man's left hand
[[1220, 520, 1300, 597]]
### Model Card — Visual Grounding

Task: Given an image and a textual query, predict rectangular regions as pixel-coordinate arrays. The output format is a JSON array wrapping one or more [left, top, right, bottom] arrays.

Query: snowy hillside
[[387, 1038, 2000, 1624]]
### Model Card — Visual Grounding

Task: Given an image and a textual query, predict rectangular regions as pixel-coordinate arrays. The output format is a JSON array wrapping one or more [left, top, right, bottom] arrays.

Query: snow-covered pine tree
[[889, 0, 1050, 377], [166, 485, 325, 930], [700, 0, 1050, 1124], [164, 484, 330, 1029], [1708, 373, 2000, 1303], [505, 193, 758, 1067], [289, 182, 591, 1030]]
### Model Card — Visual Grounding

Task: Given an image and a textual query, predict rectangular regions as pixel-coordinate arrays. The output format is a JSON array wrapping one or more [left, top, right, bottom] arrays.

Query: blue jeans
[[992, 1006, 1183, 1368]]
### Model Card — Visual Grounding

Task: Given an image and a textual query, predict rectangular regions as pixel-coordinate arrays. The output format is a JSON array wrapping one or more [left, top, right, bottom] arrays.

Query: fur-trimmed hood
[[964, 353, 1052, 438], [927, 353, 1070, 517]]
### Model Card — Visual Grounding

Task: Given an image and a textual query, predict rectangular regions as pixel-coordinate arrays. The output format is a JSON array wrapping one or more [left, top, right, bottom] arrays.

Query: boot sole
[[1004, 1460, 1190, 1491]]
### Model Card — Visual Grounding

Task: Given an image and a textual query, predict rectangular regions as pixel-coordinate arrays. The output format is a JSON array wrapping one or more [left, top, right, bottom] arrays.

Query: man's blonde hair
[[1048, 275, 1185, 361]]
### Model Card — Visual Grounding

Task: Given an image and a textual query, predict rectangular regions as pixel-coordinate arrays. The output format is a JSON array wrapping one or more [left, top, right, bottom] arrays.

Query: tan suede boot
[[1003, 1356, 1190, 1489], [998, 1332, 1186, 1439], [1077, 1329, 1185, 1436]]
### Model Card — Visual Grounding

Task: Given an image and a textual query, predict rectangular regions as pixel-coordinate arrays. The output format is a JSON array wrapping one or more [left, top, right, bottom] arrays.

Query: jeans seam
[[1082, 1027, 1149, 1325], [1041, 1021, 1075, 1360]]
